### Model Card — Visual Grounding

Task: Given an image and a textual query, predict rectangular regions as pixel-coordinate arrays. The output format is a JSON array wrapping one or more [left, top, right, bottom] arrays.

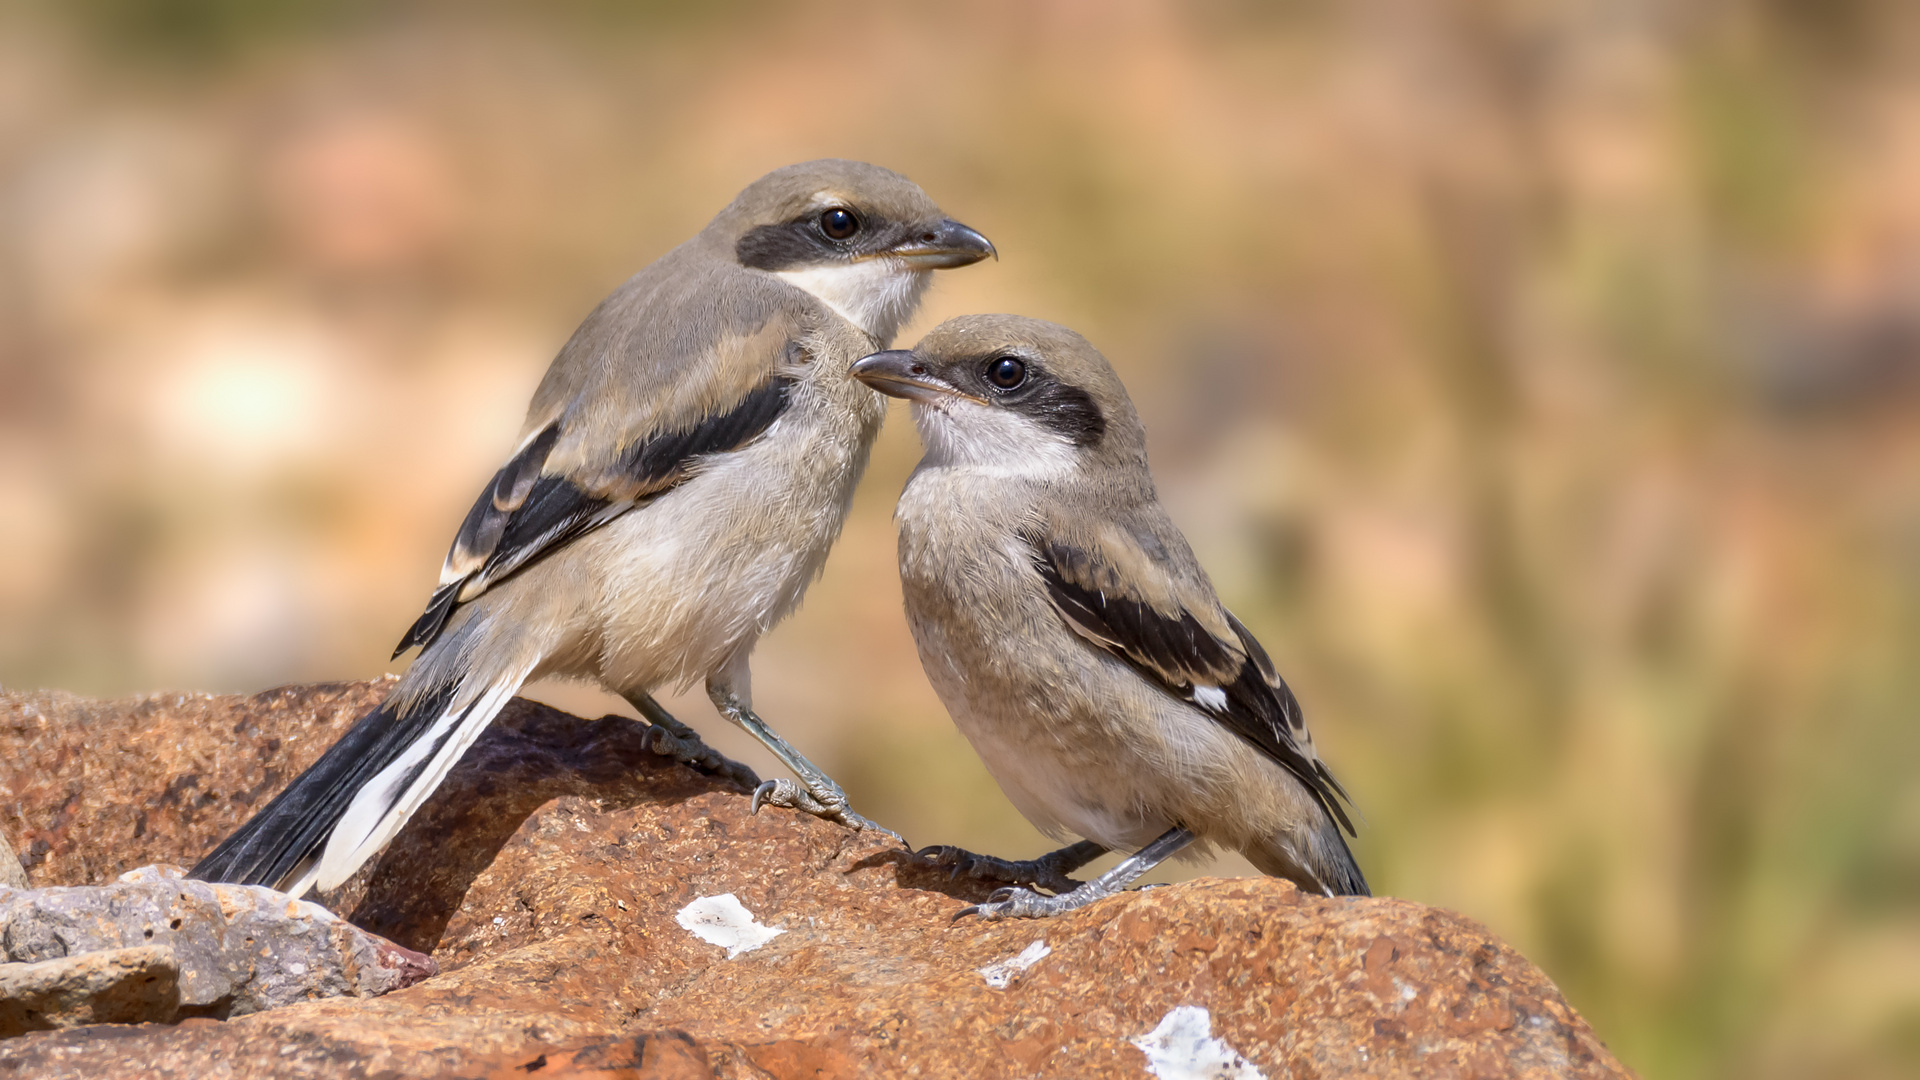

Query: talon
[[750, 780, 783, 815], [952, 904, 983, 923]]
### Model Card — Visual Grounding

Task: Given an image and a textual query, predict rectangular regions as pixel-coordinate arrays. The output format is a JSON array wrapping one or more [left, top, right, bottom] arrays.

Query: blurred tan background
[[2, 0, 1917, 1075]]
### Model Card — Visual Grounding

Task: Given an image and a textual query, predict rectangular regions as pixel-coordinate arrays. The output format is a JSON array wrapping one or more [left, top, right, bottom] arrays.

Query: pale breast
[[896, 467, 1181, 849], [586, 376, 884, 693]]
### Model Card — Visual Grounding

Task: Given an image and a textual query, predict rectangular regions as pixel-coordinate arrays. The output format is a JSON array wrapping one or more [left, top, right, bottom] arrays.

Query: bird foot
[[954, 880, 1119, 921], [914, 839, 1104, 895], [751, 778, 904, 845], [640, 717, 760, 793]]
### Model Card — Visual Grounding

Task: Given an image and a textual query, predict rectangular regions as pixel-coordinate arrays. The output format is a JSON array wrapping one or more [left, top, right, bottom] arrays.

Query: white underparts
[[1193, 684, 1228, 712], [774, 259, 931, 344]]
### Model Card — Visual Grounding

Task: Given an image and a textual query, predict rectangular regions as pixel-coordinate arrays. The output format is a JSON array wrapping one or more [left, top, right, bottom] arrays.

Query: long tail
[[188, 662, 533, 896]]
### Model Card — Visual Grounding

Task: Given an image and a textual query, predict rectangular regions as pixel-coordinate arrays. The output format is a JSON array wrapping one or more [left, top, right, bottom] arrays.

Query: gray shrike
[[851, 314, 1367, 919], [191, 160, 994, 896]]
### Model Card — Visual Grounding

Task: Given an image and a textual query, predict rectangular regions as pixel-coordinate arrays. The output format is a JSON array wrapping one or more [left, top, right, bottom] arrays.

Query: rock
[[0, 835, 25, 890], [0, 866, 435, 1023], [0, 945, 179, 1036], [0, 683, 1636, 1078], [1, 681, 395, 889]]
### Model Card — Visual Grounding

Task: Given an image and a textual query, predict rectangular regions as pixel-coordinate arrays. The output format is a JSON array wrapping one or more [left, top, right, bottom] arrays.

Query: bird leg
[[914, 839, 1107, 895], [705, 678, 905, 844], [622, 691, 762, 793], [955, 827, 1195, 921]]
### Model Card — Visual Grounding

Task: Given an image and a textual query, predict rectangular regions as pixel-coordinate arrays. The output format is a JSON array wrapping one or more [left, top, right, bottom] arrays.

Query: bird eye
[[820, 208, 859, 240], [985, 356, 1027, 390]]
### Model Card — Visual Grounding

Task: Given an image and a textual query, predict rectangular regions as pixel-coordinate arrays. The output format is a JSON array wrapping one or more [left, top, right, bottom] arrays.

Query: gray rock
[[0, 945, 179, 1036], [0, 865, 434, 1030]]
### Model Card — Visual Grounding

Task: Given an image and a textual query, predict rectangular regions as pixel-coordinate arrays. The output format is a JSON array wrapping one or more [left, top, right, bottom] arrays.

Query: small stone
[[0, 945, 180, 1036], [0, 866, 435, 1019]]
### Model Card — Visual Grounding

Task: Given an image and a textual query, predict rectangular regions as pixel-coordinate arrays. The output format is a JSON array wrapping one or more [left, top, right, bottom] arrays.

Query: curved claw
[[951, 903, 984, 923], [748, 778, 905, 845], [948, 886, 1063, 923], [750, 779, 788, 815]]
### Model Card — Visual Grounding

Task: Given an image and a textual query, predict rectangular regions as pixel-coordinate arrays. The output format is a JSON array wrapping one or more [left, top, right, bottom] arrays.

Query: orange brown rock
[[0, 683, 1634, 1078]]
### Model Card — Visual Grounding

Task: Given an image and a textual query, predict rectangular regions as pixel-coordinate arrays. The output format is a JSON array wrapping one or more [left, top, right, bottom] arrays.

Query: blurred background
[[1, 0, 1916, 1074]]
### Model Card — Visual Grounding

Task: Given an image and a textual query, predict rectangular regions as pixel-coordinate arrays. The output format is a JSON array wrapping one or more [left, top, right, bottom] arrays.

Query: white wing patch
[[1192, 684, 1229, 712]]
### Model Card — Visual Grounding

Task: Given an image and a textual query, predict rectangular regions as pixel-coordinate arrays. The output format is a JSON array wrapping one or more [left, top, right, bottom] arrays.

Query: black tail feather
[[188, 679, 459, 890], [1322, 828, 1371, 897]]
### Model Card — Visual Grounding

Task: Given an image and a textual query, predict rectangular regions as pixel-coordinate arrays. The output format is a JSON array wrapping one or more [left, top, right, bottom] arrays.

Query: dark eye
[[985, 356, 1027, 390], [820, 208, 859, 240]]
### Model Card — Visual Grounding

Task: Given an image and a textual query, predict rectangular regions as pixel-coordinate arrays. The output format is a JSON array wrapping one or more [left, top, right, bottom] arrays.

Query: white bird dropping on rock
[[976, 939, 1051, 989], [674, 893, 785, 959], [1130, 1005, 1264, 1080]]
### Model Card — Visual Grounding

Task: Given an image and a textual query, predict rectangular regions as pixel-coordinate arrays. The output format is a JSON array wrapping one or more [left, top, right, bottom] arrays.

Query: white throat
[[912, 401, 1079, 480], [775, 259, 932, 345]]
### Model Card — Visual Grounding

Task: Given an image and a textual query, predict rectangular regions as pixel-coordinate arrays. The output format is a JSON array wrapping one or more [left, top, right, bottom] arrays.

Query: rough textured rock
[[0, 837, 24, 891], [0, 945, 179, 1036], [0, 683, 1636, 1078], [0, 866, 435, 1023], [1, 681, 394, 889]]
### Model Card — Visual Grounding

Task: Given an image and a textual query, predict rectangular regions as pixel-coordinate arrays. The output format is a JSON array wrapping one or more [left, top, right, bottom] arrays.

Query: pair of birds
[[190, 160, 1368, 918]]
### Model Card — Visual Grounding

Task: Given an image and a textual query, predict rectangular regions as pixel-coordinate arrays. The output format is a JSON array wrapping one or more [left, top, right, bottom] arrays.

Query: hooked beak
[[851, 351, 986, 405], [884, 219, 997, 269]]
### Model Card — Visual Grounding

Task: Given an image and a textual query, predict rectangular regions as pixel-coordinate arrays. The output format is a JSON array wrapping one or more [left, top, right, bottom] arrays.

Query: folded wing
[[394, 365, 799, 658], [1027, 524, 1356, 836]]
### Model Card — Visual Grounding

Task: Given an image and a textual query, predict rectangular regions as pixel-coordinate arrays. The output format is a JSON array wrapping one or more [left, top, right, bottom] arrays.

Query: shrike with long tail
[[191, 160, 994, 896], [852, 315, 1367, 919]]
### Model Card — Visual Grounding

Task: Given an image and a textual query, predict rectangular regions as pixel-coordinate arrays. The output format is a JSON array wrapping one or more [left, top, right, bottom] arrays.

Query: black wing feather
[[393, 375, 794, 658], [1030, 538, 1357, 837]]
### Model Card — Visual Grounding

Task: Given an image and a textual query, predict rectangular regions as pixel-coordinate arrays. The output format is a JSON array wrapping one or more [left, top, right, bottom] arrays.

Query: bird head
[[851, 314, 1147, 478], [716, 160, 995, 344]]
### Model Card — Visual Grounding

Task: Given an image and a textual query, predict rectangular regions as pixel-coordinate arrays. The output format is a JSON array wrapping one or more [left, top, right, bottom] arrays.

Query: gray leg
[[620, 691, 761, 793], [706, 677, 903, 844], [955, 827, 1195, 921], [915, 840, 1107, 895]]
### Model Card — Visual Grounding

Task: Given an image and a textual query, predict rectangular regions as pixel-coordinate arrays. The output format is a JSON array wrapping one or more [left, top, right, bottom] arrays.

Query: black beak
[[850, 351, 986, 404], [886, 219, 997, 269]]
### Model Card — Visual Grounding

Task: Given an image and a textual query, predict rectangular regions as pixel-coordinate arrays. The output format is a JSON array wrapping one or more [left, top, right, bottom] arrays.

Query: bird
[[190, 160, 995, 897], [850, 314, 1367, 919]]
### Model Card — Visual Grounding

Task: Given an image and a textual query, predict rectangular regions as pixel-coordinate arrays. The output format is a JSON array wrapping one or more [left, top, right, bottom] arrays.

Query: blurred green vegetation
[[1, 2, 1916, 1076]]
